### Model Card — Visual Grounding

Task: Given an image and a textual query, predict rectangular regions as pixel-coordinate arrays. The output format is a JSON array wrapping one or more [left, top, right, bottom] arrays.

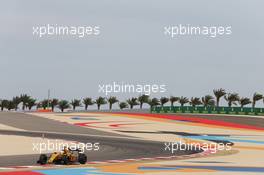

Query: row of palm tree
[[166, 89, 263, 108], [173, 89, 263, 108], [0, 94, 37, 111], [0, 89, 263, 112]]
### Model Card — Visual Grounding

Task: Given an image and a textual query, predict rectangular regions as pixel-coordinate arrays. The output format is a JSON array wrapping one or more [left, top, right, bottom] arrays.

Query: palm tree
[[40, 99, 49, 110], [12, 96, 21, 111], [95, 97, 107, 110], [126, 98, 139, 109], [0, 99, 9, 111], [71, 99, 81, 110], [20, 94, 31, 110], [169, 96, 179, 107], [179, 96, 189, 107], [50, 99, 59, 111], [239, 97, 251, 108], [27, 98, 37, 110], [189, 97, 202, 107], [58, 100, 70, 112], [6, 100, 15, 111], [252, 93, 263, 108], [160, 97, 169, 107], [36, 102, 42, 110], [224, 93, 239, 107], [119, 102, 128, 110], [107, 96, 118, 110], [148, 98, 160, 108], [83, 98, 94, 110], [138, 95, 149, 109], [202, 95, 215, 107], [213, 88, 226, 107]]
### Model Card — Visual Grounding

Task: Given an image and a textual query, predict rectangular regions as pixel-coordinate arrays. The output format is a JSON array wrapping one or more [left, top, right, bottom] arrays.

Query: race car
[[37, 147, 87, 165]]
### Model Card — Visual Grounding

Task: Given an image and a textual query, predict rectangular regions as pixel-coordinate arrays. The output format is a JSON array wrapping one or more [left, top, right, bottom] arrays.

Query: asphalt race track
[[0, 112, 122, 136], [0, 112, 198, 167]]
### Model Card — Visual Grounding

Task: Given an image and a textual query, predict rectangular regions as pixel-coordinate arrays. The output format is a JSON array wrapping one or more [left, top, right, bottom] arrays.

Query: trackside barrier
[[150, 106, 264, 116]]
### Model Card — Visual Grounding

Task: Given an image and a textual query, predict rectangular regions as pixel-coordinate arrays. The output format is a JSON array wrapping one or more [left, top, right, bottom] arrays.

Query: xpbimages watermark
[[32, 140, 100, 154], [98, 82, 166, 95], [32, 24, 100, 38], [164, 139, 232, 154], [164, 24, 232, 38]]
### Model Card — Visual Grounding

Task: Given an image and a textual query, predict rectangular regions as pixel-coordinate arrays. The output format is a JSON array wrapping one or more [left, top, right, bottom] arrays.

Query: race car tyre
[[78, 153, 87, 164], [62, 155, 70, 165], [37, 154, 48, 165]]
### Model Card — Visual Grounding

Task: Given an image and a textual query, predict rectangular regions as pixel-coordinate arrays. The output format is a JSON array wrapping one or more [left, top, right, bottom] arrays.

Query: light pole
[[47, 89, 50, 109]]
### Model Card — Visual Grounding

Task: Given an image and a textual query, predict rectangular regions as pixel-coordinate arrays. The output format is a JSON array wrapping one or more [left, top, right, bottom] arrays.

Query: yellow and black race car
[[37, 147, 87, 165]]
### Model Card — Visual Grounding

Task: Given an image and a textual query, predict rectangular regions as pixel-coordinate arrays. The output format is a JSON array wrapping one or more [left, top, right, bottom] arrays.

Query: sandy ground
[[32, 112, 264, 141], [0, 134, 81, 156], [30, 112, 264, 175]]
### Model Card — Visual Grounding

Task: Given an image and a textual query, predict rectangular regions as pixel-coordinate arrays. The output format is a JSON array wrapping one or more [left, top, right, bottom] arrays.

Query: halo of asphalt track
[[0, 112, 200, 167]]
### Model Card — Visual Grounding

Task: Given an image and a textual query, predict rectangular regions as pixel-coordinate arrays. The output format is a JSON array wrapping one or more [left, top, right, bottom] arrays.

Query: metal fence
[[151, 106, 264, 116]]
